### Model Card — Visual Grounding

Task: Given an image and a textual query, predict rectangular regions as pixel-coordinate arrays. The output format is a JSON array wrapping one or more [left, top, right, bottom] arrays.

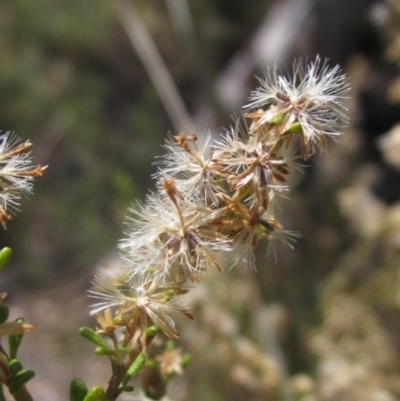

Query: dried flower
[[94, 307, 118, 337], [245, 57, 349, 159], [0, 132, 47, 228], [0, 321, 34, 336], [156, 348, 185, 379], [86, 58, 348, 391], [154, 132, 224, 206], [119, 185, 231, 282], [88, 274, 193, 346], [214, 123, 292, 208], [209, 195, 300, 268]]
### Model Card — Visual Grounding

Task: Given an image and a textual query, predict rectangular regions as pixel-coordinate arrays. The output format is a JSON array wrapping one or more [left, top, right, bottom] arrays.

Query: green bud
[[78, 327, 109, 349], [287, 122, 302, 133], [70, 378, 88, 401], [145, 326, 161, 337], [94, 347, 115, 357], [8, 359, 23, 375], [8, 318, 24, 359], [119, 385, 134, 393], [269, 113, 284, 125], [15, 369, 35, 385], [0, 248, 12, 272], [122, 352, 146, 386], [83, 386, 106, 401], [0, 305, 9, 324], [181, 353, 192, 369]]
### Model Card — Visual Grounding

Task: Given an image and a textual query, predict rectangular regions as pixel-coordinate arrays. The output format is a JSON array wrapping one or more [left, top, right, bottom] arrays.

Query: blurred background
[[2, 0, 400, 400]]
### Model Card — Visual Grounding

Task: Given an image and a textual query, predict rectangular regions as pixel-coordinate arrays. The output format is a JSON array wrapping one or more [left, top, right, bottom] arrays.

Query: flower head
[[0, 132, 47, 228], [88, 273, 193, 347], [214, 123, 292, 209], [245, 57, 349, 159], [120, 181, 232, 283], [209, 195, 300, 269], [154, 132, 225, 206]]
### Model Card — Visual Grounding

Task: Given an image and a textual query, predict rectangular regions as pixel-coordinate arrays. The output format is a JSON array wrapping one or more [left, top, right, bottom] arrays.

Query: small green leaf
[[70, 378, 88, 401], [83, 386, 106, 401], [122, 352, 146, 386], [145, 326, 161, 338], [78, 327, 109, 349], [0, 306, 9, 324], [15, 369, 35, 385], [8, 369, 35, 394], [94, 347, 115, 357], [119, 385, 134, 393], [0, 248, 12, 272], [8, 318, 24, 359], [181, 353, 191, 369], [287, 122, 302, 133], [8, 359, 23, 375]]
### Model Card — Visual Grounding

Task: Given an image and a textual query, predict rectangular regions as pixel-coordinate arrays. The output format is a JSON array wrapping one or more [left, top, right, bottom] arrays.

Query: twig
[[10, 386, 34, 401], [105, 330, 159, 400], [105, 345, 142, 401], [115, 0, 194, 132], [255, 306, 295, 401], [165, 0, 195, 42]]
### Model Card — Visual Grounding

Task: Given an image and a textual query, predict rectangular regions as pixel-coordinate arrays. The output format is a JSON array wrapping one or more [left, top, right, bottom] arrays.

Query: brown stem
[[10, 385, 33, 401], [105, 332, 158, 401], [105, 343, 141, 400]]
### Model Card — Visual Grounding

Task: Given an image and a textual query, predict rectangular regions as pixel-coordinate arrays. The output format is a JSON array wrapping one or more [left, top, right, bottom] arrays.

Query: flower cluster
[[0, 132, 47, 229], [89, 57, 348, 357]]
